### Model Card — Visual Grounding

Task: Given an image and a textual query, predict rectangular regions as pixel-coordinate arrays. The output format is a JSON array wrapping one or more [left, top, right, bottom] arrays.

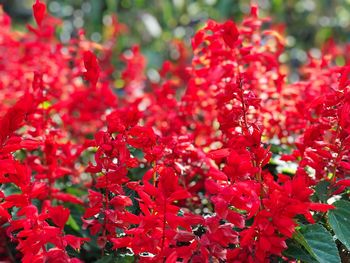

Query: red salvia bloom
[[0, 2, 348, 262], [33, 0, 46, 26]]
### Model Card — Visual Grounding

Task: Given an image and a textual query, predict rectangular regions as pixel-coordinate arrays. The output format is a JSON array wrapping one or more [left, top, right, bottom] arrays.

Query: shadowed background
[[1, 0, 349, 74]]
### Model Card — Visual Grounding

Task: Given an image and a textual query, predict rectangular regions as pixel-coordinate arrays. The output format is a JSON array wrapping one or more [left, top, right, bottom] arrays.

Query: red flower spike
[[222, 20, 239, 48], [83, 50, 100, 86], [33, 0, 46, 26]]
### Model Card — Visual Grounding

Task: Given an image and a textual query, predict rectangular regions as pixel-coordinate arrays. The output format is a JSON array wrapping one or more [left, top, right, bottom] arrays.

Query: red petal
[[222, 20, 239, 48], [208, 148, 230, 159], [335, 179, 350, 187], [64, 235, 90, 250], [49, 206, 70, 228], [309, 203, 334, 212], [207, 167, 228, 181], [111, 237, 132, 249], [339, 161, 350, 170]]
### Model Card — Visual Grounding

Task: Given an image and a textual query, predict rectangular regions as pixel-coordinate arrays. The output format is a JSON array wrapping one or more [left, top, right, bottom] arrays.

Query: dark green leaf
[[94, 254, 115, 263], [115, 255, 134, 263], [284, 239, 319, 263], [314, 180, 330, 202], [328, 200, 350, 250], [300, 224, 341, 263], [94, 254, 134, 263], [293, 229, 316, 257]]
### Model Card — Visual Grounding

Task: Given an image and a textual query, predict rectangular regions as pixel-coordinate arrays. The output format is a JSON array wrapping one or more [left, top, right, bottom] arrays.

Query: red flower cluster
[[0, 1, 349, 262]]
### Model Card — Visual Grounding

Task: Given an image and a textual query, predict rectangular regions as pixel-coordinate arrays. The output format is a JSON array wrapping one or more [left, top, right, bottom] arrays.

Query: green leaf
[[94, 254, 134, 263], [66, 215, 80, 231], [95, 255, 115, 263], [66, 186, 86, 197], [328, 200, 350, 250], [284, 239, 319, 263], [314, 180, 330, 202], [293, 229, 316, 257], [300, 224, 341, 263], [115, 256, 134, 263]]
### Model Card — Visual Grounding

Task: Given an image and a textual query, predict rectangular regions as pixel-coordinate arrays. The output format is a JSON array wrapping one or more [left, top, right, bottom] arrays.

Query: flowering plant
[[0, 1, 349, 262]]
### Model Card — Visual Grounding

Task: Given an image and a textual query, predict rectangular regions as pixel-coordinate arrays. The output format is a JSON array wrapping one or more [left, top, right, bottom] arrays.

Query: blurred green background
[[1, 0, 350, 71]]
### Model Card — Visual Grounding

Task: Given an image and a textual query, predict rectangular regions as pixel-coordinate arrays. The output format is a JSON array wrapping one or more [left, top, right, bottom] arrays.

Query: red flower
[[222, 20, 240, 48], [33, 0, 46, 26], [83, 50, 100, 86]]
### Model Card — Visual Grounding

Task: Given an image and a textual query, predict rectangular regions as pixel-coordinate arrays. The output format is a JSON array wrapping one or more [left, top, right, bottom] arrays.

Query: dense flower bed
[[0, 1, 349, 262]]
